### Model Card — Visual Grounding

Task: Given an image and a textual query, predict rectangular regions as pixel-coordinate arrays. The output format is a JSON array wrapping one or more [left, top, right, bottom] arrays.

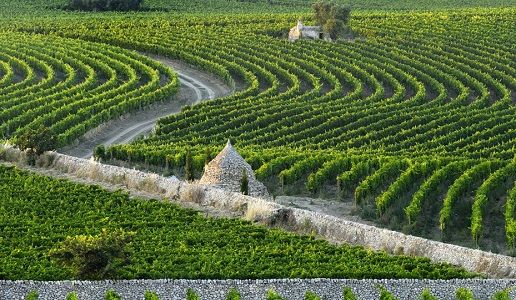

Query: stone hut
[[199, 140, 269, 198], [289, 18, 329, 42]]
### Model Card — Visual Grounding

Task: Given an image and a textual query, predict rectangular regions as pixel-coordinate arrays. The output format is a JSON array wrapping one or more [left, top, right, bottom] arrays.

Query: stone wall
[[2, 278, 516, 300], [4, 149, 516, 279]]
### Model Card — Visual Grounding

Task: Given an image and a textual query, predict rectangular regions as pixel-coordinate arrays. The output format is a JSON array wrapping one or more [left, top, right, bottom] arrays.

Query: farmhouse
[[199, 140, 269, 198], [288, 18, 329, 42]]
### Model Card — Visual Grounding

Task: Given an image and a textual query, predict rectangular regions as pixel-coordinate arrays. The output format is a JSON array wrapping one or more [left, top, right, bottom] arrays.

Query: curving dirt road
[[61, 56, 232, 159]]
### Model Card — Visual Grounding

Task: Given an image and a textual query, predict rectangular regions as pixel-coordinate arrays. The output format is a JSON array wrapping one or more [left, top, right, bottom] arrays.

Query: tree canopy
[[311, 1, 351, 39], [68, 0, 144, 12]]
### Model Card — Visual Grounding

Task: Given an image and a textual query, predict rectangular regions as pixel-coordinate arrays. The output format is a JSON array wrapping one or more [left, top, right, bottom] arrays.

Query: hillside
[[3, 0, 516, 275]]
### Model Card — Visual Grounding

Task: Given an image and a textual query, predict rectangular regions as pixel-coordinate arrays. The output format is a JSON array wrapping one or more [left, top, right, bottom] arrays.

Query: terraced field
[[3, 1, 516, 256]]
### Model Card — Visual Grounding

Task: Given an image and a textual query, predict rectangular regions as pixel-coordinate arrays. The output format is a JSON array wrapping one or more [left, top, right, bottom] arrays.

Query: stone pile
[[199, 140, 269, 198]]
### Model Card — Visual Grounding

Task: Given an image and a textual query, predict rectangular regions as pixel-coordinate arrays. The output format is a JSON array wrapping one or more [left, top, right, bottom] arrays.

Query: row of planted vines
[[3, 4, 516, 253], [0, 165, 474, 280]]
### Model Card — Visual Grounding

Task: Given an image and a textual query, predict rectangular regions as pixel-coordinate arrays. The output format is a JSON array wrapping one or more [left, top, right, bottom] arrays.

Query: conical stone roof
[[199, 140, 269, 198]]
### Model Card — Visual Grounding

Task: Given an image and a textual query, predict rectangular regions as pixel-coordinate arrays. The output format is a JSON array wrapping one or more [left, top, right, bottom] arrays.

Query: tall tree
[[312, 1, 351, 40], [240, 168, 249, 195]]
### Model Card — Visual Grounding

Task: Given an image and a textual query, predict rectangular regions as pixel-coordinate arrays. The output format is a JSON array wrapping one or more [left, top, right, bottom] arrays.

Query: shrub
[[186, 289, 200, 300], [66, 292, 79, 300], [104, 290, 121, 300], [11, 125, 57, 165], [94, 144, 107, 161], [376, 284, 398, 300], [226, 288, 241, 300], [185, 149, 194, 181], [144, 291, 160, 300], [50, 228, 135, 280], [343, 287, 358, 300], [455, 288, 474, 300], [305, 291, 321, 300], [24, 290, 39, 300], [266, 290, 286, 300], [419, 289, 438, 300], [241, 168, 249, 195]]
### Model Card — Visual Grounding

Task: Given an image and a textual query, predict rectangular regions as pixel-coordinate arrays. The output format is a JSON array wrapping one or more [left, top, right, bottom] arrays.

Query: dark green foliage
[[94, 144, 107, 161], [185, 148, 194, 181], [419, 289, 438, 300], [305, 291, 321, 300], [66, 292, 79, 300], [12, 125, 57, 164], [67, 0, 144, 11], [241, 168, 249, 195], [144, 291, 160, 300], [205, 147, 212, 166], [377, 284, 398, 300], [50, 229, 135, 280], [186, 289, 200, 300], [491, 289, 511, 300], [0, 165, 475, 280], [226, 288, 241, 300], [311, 1, 351, 39], [266, 290, 286, 300], [343, 287, 357, 300], [104, 290, 121, 300], [24, 290, 39, 300], [455, 288, 474, 300]]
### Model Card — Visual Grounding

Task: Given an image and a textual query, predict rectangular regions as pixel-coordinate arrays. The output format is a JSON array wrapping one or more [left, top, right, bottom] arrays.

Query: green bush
[[104, 290, 121, 300], [266, 290, 286, 300], [24, 290, 39, 300], [144, 291, 160, 300], [305, 291, 321, 300], [186, 289, 200, 300], [343, 287, 358, 300], [49, 228, 135, 280], [66, 292, 79, 300], [491, 289, 512, 300], [455, 288, 474, 300], [419, 289, 438, 300], [226, 288, 241, 300], [377, 284, 398, 300]]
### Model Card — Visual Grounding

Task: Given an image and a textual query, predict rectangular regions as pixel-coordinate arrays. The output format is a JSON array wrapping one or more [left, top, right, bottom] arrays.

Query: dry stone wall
[[3, 148, 516, 279], [2, 278, 516, 300]]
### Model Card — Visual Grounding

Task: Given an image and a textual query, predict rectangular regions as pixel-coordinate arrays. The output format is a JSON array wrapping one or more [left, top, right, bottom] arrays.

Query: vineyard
[[0, 165, 473, 280], [2, 0, 516, 278]]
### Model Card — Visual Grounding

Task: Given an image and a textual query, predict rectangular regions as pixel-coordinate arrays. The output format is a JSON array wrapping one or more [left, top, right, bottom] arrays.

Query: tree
[[68, 0, 144, 11], [204, 146, 212, 166], [12, 125, 57, 165], [240, 168, 249, 195], [311, 1, 351, 40], [50, 229, 135, 280], [185, 149, 194, 181], [93, 144, 107, 161]]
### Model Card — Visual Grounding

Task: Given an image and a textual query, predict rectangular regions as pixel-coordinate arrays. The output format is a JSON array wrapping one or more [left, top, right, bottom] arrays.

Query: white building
[[288, 18, 329, 42]]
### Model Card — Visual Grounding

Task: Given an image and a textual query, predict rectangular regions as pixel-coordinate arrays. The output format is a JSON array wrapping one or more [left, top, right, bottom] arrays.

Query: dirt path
[[61, 56, 232, 159], [58, 55, 370, 226]]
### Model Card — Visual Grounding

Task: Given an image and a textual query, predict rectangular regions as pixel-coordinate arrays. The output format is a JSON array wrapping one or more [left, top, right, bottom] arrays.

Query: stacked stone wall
[[2, 278, 516, 300], [3, 149, 516, 279]]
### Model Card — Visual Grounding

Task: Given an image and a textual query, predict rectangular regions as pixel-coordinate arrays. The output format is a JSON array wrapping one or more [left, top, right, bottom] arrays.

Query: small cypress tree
[[204, 146, 212, 166], [305, 291, 321, 300], [226, 288, 241, 300], [185, 149, 194, 181], [66, 292, 79, 300], [240, 168, 249, 195], [343, 287, 357, 300], [419, 289, 437, 300], [455, 288, 474, 300], [144, 291, 160, 300], [104, 290, 121, 300], [186, 289, 200, 300], [24, 290, 39, 300]]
